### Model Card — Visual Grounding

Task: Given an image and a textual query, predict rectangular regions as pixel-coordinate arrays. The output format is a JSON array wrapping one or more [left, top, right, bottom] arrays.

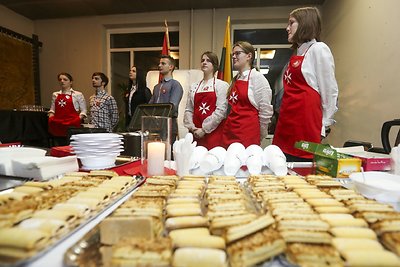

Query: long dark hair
[[128, 67, 147, 92]]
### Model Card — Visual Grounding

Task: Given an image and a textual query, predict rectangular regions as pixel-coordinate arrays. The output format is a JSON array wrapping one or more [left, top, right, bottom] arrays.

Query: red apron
[[222, 70, 260, 148], [273, 49, 322, 159], [193, 78, 224, 150], [48, 93, 81, 137]]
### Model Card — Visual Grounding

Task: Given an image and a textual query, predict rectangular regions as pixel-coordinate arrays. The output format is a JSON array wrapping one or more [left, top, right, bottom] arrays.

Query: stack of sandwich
[[166, 176, 230, 267], [326, 187, 400, 263], [104, 175, 179, 266], [248, 173, 400, 266], [0, 170, 138, 263], [248, 174, 343, 267], [206, 175, 285, 267]]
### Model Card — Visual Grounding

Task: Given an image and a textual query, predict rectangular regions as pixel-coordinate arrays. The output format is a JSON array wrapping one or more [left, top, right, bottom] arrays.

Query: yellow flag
[[217, 16, 232, 83]]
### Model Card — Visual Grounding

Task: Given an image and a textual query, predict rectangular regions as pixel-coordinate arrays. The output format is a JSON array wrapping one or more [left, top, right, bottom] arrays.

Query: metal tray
[[63, 176, 296, 267], [63, 226, 294, 267], [0, 174, 146, 267]]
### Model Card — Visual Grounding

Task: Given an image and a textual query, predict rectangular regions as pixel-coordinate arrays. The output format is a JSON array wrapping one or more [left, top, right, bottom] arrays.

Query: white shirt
[[298, 39, 339, 135], [236, 68, 274, 138], [184, 78, 229, 133], [128, 84, 137, 116]]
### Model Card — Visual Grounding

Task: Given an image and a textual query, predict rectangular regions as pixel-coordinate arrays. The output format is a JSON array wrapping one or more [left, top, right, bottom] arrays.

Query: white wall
[[322, 0, 400, 148], [0, 4, 34, 36]]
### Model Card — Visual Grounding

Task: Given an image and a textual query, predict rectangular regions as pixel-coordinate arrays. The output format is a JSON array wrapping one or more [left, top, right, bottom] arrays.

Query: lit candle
[[147, 142, 165, 176]]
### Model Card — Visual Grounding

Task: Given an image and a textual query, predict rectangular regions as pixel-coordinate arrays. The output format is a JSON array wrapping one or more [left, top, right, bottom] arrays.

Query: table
[[0, 110, 49, 147]]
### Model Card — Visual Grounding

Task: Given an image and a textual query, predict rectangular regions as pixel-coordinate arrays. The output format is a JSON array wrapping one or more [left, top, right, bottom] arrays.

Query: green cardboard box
[[295, 141, 362, 178]]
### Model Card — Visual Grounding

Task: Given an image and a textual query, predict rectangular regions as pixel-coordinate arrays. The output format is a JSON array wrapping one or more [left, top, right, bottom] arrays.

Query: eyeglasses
[[231, 51, 246, 57]]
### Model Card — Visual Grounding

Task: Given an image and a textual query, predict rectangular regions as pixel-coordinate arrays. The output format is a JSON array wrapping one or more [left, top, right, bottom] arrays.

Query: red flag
[[159, 20, 170, 82], [217, 16, 232, 83]]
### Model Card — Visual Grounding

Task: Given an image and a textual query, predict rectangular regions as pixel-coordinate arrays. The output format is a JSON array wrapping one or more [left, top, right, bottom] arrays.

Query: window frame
[[106, 26, 179, 95]]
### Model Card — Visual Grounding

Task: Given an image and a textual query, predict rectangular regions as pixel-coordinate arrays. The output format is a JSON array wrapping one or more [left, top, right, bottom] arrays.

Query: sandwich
[[227, 227, 285, 267]]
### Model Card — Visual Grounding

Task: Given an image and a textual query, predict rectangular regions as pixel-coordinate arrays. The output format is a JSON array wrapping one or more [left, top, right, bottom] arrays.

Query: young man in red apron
[[222, 41, 273, 148], [273, 7, 339, 161], [184, 52, 229, 150]]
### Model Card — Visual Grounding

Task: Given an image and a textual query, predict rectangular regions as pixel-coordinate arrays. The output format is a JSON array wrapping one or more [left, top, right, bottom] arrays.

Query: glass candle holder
[[141, 116, 172, 162]]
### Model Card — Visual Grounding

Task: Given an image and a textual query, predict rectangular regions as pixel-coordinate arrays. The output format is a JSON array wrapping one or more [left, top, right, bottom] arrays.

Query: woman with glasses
[[184, 51, 229, 149], [273, 7, 339, 162], [222, 41, 273, 148]]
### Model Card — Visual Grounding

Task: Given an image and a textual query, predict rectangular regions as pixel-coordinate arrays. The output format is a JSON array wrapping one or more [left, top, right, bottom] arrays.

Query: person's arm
[[48, 92, 57, 117], [202, 80, 229, 133], [169, 80, 184, 117], [144, 87, 152, 102], [305, 43, 339, 136], [75, 92, 87, 119], [109, 96, 119, 130], [183, 83, 197, 132], [148, 85, 157, 104], [251, 71, 273, 139]]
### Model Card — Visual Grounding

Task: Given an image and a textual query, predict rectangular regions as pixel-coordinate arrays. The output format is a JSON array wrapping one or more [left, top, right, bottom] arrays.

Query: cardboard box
[[295, 141, 362, 178], [344, 151, 391, 171]]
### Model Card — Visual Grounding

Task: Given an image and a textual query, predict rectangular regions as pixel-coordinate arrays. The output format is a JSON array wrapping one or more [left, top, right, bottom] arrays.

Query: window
[[107, 27, 179, 130]]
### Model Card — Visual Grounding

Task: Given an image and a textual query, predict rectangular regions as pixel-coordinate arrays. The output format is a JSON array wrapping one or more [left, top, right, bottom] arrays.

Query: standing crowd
[[49, 6, 338, 161]]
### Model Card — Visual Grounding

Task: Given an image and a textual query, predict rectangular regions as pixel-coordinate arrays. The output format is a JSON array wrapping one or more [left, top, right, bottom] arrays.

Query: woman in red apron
[[273, 7, 339, 161], [48, 72, 87, 146], [222, 41, 273, 148], [184, 51, 229, 150]]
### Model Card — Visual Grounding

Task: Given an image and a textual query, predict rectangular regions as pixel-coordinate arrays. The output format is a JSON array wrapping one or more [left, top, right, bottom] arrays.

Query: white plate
[[70, 133, 123, 140], [70, 140, 123, 145], [79, 155, 117, 169], [80, 164, 116, 170], [71, 145, 124, 152]]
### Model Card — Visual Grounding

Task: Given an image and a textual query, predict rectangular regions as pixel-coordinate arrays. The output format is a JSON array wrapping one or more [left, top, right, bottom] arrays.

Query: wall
[[0, 5, 34, 37], [322, 0, 400, 148], [33, 6, 298, 109]]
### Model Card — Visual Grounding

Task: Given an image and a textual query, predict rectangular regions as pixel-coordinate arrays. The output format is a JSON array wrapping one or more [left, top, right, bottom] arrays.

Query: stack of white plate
[[70, 133, 124, 170]]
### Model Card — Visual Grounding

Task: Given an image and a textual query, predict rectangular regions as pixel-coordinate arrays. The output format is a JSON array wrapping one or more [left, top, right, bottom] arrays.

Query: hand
[[194, 129, 206, 139]]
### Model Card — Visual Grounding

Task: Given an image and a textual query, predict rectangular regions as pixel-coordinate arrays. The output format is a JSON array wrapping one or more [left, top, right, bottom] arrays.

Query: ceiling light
[[260, 50, 276, 59]]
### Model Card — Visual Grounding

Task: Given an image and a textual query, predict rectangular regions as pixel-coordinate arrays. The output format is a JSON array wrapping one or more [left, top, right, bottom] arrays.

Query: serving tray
[[0, 174, 146, 267]]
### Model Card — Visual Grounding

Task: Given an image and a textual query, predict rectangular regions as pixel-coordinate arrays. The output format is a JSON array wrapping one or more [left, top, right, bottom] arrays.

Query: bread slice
[[225, 214, 275, 243], [227, 227, 285, 267], [332, 238, 383, 252], [341, 250, 400, 266], [278, 219, 330, 232], [280, 230, 332, 244], [381, 232, 400, 256], [172, 247, 227, 267], [165, 216, 209, 231], [329, 227, 377, 239], [111, 237, 171, 267], [285, 243, 343, 267]]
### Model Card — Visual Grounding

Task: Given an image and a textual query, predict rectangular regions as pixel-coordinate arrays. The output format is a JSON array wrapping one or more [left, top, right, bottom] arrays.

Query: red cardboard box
[[345, 151, 391, 171]]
